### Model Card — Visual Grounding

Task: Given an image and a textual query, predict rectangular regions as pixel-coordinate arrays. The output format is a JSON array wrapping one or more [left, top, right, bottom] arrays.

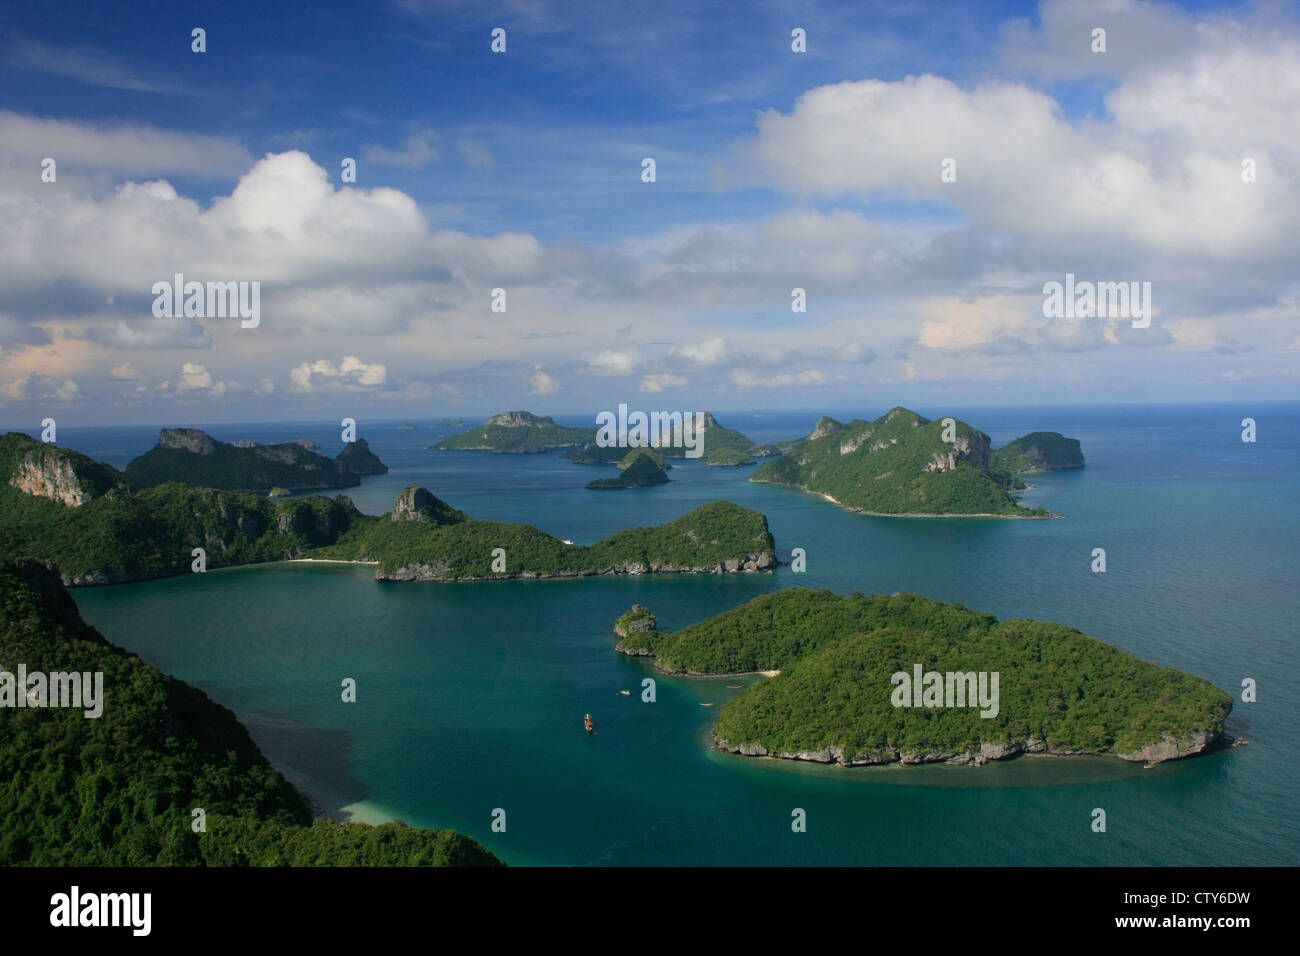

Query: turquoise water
[[65, 403, 1300, 865]]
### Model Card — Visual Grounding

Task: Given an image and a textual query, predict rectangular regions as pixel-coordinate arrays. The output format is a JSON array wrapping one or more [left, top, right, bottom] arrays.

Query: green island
[[0, 557, 501, 866], [0, 433, 775, 585], [990, 432, 1086, 477], [444, 409, 770, 466], [585, 452, 671, 490], [433, 410, 594, 453], [567, 445, 674, 470], [750, 407, 1080, 516], [615, 588, 1232, 766], [651, 412, 766, 466], [124, 428, 388, 492]]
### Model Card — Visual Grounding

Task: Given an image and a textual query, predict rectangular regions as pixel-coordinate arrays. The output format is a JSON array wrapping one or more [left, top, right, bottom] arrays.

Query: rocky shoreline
[[712, 729, 1224, 767], [380, 550, 776, 582]]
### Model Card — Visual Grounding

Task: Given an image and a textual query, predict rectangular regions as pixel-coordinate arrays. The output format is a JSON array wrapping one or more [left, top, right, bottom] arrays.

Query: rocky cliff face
[[808, 417, 845, 441], [614, 605, 658, 638], [379, 548, 776, 583], [159, 428, 217, 454], [486, 410, 548, 427], [714, 726, 1222, 767], [392, 486, 440, 520], [11, 454, 95, 507], [925, 433, 991, 474], [6, 439, 128, 507]]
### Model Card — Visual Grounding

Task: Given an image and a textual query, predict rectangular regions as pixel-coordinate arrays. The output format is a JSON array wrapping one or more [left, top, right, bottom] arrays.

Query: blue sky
[[0, 0, 1296, 424]]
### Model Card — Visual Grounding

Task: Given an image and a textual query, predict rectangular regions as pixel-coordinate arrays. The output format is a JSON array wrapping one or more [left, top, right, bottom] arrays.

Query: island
[[585, 452, 671, 489], [441, 409, 771, 466], [749, 407, 1078, 516], [649, 411, 767, 466], [615, 588, 1232, 766], [566, 445, 673, 470], [0, 432, 775, 585], [123, 428, 389, 492], [0, 557, 501, 865], [990, 431, 1085, 478], [433, 411, 595, 453], [335, 437, 388, 475]]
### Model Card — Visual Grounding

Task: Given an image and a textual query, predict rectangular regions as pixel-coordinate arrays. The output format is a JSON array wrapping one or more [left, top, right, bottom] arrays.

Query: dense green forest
[[750, 407, 1051, 516], [989, 432, 1086, 475], [0, 558, 501, 866], [620, 588, 1232, 762], [0, 433, 773, 583], [319, 497, 774, 578]]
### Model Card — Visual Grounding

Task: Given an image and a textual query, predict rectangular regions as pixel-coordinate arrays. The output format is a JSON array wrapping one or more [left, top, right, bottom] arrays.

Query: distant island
[[124, 428, 388, 492], [585, 452, 670, 489], [0, 557, 501, 866], [0, 432, 774, 585], [616, 588, 1232, 767], [445, 409, 772, 466], [750, 407, 1082, 516], [432, 411, 594, 453], [566, 445, 673, 470], [989, 432, 1085, 478]]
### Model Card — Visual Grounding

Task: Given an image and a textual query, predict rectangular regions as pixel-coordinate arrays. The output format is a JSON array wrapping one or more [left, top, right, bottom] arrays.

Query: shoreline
[[283, 558, 379, 565], [751, 481, 1060, 518]]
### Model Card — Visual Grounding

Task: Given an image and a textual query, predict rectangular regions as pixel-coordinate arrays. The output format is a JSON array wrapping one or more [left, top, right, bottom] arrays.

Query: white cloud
[[731, 368, 830, 388], [528, 366, 558, 395], [289, 356, 388, 393], [362, 127, 439, 168], [670, 337, 730, 367], [639, 373, 686, 392], [584, 348, 645, 374]]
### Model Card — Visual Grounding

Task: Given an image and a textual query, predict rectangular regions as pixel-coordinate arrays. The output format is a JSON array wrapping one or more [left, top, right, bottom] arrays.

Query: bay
[[66, 402, 1300, 865]]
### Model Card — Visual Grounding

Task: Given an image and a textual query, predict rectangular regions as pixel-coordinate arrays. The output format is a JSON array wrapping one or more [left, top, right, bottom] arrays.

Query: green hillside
[[618, 587, 1232, 765], [750, 407, 1049, 516], [0, 558, 500, 866], [433, 411, 594, 453]]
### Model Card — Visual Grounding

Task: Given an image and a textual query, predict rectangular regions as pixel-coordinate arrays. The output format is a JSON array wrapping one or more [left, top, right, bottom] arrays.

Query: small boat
[[700, 702, 715, 707], [726, 684, 742, 689], [618, 690, 631, 696], [584, 713, 595, 733]]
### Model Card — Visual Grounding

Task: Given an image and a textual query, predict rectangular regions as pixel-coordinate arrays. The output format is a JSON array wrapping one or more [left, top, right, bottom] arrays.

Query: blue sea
[[50, 402, 1300, 865]]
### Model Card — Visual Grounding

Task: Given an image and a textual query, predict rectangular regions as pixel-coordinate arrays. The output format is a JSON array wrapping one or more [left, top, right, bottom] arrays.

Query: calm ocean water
[[57, 403, 1299, 865]]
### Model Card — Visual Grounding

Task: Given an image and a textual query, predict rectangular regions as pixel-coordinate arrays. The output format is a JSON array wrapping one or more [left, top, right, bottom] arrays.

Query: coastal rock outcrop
[[5, 435, 130, 507]]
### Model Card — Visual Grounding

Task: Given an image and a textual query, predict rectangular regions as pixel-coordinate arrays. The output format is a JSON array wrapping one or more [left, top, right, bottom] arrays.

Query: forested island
[[124, 428, 388, 491], [750, 407, 1081, 516], [0, 432, 775, 585], [440, 409, 770, 466], [989, 432, 1085, 476], [585, 452, 670, 489], [433, 411, 594, 453], [0, 557, 501, 866], [616, 588, 1231, 766]]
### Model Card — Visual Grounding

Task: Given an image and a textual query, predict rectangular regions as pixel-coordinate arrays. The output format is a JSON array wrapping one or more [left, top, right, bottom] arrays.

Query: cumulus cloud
[[528, 366, 558, 395], [584, 348, 646, 375], [289, 356, 387, 393], [639, 373, 686, 392], [1, 372, 82, 403]]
